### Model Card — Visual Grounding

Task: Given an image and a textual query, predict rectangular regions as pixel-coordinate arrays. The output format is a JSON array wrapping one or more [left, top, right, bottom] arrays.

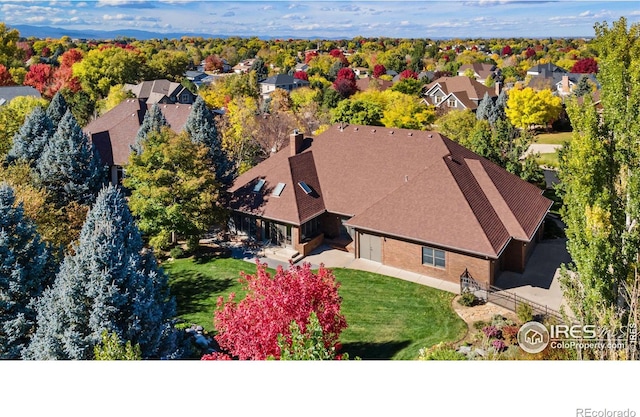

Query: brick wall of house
[[381, 236, 494, 284]]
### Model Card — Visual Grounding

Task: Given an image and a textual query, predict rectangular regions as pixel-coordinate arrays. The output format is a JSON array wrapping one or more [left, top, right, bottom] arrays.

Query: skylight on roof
[[298, 181, 312, 195], [272, 182, 286, 197], [253, 179, 266, 193]]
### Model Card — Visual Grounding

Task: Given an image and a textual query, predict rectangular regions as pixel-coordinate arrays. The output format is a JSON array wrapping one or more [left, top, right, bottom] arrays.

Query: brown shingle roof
[[230, 124, 551, 257], [84, 99, 192, 166]]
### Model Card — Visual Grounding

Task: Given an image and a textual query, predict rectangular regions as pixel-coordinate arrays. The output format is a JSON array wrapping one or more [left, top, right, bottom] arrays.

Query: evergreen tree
[[6, 106, 54, 166], [185, 96, 234, 187], [132, 104, 168, 155], [46, 91, 68, 129], [475, 92, 495, 123], [493, 89, 508, 124], [250, 57, 268, 81], [574, 74, 593, 98], [25, 185, 177, 360], [36, 110, 106, 206], [0, 183, 54, 359]]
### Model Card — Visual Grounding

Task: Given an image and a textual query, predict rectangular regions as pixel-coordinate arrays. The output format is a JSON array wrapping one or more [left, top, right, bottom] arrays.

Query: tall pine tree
[[6, 106, 54, 166], [132, 103, 168, 155], [24, 185, 177, 360], [0, 183, 54, 359], [185, 96, 234, 187], [35, 110, 106, 206], [46, 91, 68, 130], [475, 92, 495, 123]]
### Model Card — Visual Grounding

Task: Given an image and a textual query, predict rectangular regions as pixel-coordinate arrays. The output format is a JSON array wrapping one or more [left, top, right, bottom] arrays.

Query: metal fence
[[460, 268, 564, 324]]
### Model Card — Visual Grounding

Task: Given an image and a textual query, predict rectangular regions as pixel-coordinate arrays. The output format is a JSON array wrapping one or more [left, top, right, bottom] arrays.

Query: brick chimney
[[561, 75, 570, 94], [290, 129, 303, 156]]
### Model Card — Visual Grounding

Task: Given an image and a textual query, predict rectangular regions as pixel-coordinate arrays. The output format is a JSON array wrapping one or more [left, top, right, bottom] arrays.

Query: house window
[[447, 98, 457, 107], [433, 95, 442, 104], [301, 217, 320, 241], [422, 246, 446, 268]]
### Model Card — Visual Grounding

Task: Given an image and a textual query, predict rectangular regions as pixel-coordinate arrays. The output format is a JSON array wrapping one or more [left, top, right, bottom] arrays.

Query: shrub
[[418, 342, 466, 360], [170, 246, 185, 259], [517, 302, 534, 323], [491, 339, 507, 352], [501, 325, 519, 345], [473, 320, 490, 331], [482, 325, 502, 339], [458, 290, 478, 307]]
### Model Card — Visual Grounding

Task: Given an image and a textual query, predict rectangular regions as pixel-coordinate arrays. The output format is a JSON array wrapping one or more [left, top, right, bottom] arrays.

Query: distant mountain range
[[13, 24, 230, 41]]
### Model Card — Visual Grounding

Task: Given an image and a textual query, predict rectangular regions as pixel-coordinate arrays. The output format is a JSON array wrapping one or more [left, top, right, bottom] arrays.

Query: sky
[[1, 0, 640, 39]]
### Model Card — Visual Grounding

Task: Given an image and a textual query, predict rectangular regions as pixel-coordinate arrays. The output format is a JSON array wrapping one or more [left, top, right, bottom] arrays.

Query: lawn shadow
[[169, 271, 234, 315], [341, 340, 411, 360]]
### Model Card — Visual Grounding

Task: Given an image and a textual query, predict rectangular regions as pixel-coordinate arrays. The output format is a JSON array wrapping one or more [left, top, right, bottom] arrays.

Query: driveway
[[494, 234, 571, 313]]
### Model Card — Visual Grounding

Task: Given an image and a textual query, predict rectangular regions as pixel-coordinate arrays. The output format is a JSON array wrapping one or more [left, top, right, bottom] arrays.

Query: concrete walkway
[[238, 244, 460, 295], [524, 143, 563, 156]]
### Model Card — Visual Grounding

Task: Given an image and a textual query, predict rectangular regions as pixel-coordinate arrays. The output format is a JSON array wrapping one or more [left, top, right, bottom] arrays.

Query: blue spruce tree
[[132, 104, 168, 155], [6, 106, 54, 166], [0, 183, 54, 359], [493, 89, 508, 125], [185, 96, 235, 186], [24, 185, 177, 360], [46, 92, 68, 130], [476, 92, 496, 124], [36, 110, 106, 206]]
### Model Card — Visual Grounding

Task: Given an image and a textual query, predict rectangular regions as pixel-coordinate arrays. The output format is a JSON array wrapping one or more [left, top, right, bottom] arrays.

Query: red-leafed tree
[[329, 48, 349, 65], [501, 45, 512, 56], [24, 63, 54, 97], [293, 71, 308, 81], [204, 54, 223, 72], [211, 261, 347, 360], [333, 67, 357, 98], [304, 50, 318, 64], [399, 69, 418, 80], [373, 64, 386, 78], [524, 47, 536, 59], [571, 57, 598, 74], [0, 64, 15, 86], [49, 49, 83, 95]]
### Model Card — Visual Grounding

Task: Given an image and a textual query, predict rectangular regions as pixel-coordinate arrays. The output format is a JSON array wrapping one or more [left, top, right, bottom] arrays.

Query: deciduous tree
[[213, 262, 347, 360], [124, 128, 225, 250], [505, 87, 562, 130]]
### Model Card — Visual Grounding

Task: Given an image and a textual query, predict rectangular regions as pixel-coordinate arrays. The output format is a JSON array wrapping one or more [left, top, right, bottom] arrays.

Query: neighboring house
[[124, 79, 196, 105], [353, 67, 369, 78], [85, 99, 192, 185], [229, 125, 551, 285], [185, 71, 215, 89], [457, 63, 498, 83], [526, 63, 567, 77], [294, 63, 309, 72], [423, 76, 498, 111], [259, 74, 310, 100], [528, 73, 598, 97], [0, 86, 41, 106], [233, 59, 256, 74]]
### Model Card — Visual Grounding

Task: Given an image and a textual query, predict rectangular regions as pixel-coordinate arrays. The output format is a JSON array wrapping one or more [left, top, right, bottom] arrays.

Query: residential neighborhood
[[0, 2, 639, 379]]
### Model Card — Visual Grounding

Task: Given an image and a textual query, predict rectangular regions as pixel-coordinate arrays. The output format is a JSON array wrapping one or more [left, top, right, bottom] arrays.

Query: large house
[[229, 125, 551, 285], [84, 99, 192, 184], [423, 76, 498, 111], [124, 79, 196, 105]]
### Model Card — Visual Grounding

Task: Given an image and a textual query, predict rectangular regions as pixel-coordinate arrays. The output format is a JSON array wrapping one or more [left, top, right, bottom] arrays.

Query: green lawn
[[535, 150, 560, 168], [534, 131, 572, 145], [164, 256, 467, 360]]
